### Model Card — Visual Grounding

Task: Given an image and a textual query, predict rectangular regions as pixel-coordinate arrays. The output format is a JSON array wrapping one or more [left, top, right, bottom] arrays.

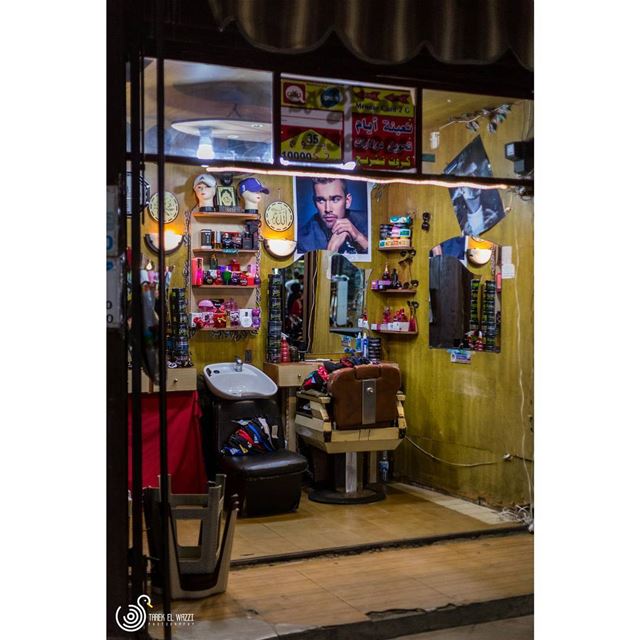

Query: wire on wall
[[405, 436, 501, 468], [513, 212, 534, 527]]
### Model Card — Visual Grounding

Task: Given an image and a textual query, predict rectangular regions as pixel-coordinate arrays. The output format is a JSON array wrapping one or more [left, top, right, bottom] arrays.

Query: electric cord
[[499, 504, 534, 532], [405, 436, 500, 468], [513, 219, 535, 529]]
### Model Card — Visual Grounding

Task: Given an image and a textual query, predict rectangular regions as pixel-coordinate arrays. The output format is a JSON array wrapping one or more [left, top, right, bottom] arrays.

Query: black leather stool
[[202, 389, 308, 516]]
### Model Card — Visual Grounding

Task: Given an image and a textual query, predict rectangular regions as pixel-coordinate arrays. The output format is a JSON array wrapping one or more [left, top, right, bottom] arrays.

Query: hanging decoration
[[443, 103, 513, 134]]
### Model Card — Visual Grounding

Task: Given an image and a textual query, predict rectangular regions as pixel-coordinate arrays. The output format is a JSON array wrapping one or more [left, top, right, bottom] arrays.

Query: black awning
[[209, 0, 533, 71]]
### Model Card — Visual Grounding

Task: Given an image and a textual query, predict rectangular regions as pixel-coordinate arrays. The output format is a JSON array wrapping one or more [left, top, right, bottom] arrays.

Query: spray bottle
[[379, 451, 390, 482]]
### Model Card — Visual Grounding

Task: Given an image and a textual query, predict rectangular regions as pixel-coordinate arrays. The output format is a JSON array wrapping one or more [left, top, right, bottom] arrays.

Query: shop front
[[107, 2, 533, 638]]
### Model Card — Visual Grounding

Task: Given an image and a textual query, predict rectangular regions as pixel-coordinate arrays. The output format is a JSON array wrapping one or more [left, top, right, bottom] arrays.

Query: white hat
[[193, 173, 217, 189]]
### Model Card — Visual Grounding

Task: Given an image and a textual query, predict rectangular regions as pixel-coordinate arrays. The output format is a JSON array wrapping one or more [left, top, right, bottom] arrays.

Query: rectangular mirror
[[329, 253, 368, 335]]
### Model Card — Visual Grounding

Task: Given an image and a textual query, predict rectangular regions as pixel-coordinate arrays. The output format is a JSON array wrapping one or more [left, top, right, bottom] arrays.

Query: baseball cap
[[238, 177, 270, 196], [193, 173, 217, 189]]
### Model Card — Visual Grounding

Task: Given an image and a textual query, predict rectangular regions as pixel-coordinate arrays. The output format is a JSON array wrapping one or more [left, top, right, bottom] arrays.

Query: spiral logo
[[115, 594, 151, 632]]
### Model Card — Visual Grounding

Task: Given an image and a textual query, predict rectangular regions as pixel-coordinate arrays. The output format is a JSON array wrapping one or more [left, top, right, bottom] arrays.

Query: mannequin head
[[238, 177, 270, 212], [193, 174, 217, 210]]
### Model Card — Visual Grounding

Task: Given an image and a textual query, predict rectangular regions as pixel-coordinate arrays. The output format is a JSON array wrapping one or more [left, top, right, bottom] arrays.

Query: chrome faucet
[[234, 356, 243, 372]]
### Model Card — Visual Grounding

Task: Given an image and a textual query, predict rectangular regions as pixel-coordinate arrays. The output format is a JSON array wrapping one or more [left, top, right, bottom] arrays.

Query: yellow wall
[[368, 102, 534, 508]]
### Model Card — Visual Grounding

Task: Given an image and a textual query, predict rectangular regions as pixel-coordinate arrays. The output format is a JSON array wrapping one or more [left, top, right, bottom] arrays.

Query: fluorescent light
[[204, 165, 512, 190], [280, 159, 356, 171]]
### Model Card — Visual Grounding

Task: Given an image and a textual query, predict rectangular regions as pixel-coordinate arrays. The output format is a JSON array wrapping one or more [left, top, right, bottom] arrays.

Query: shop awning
[[208, 0, 533, 71]]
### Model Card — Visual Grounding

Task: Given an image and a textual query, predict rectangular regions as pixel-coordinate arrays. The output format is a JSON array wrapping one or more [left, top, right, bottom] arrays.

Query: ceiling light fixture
[[172, 119, 272, 159], [196, 129, 214, 160]]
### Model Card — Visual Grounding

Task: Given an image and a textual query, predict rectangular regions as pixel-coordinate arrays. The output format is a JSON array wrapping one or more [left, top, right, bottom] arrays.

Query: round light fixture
[[144, 231, 185, 255], [263, 238, 297, 259], [466, 248, 493, 266]]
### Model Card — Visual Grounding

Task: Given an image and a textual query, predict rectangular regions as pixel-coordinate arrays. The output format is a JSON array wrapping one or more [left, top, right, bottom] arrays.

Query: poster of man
[[294, 177, 371, 262], [444, 136, 506, 236]]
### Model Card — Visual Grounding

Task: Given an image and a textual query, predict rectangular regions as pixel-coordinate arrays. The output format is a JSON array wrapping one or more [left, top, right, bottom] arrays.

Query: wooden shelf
[[192, 247, 258, 253], [193, 285, 259, 290], [193, 212, 259, 220], [199, 326, 258, 332], [372, 329, 419, 335], [371, 288, 416, 295], [377, 246, 413, 252]]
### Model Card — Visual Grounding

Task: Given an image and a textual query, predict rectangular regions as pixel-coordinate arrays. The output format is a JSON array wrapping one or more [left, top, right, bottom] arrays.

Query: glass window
[[281, 74, 417, 173], [422, 89, 533, 181], [131, 59, 273, 164]]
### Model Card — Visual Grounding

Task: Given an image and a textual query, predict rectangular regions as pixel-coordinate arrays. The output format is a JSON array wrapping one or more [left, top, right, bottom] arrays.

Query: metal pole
[[272, 70, 281, 165], [155, 0, 172, 637], [129, 29, 145, 614]]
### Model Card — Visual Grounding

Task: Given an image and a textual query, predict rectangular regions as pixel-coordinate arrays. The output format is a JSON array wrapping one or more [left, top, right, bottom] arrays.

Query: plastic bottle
[[379, 452, 390, 482], [362, 333, 368, 359], [280, 336, 290, 363], [355, 332, 362, 352]]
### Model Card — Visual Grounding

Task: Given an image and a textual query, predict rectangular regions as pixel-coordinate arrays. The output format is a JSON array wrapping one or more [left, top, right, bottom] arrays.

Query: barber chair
[[143, 474, 238, 599], [295, 363, 406, 504]]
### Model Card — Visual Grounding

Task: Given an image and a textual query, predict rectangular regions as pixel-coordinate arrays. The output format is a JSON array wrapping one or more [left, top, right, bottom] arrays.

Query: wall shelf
[[371, 289, 416, 295], [192, 248, 259, 253], [198, 326, 258, 332], [377, 246, 413, 252], [193, 285, 259, 290], [372, 329, 418, 336], [193, 212, 259, 220]]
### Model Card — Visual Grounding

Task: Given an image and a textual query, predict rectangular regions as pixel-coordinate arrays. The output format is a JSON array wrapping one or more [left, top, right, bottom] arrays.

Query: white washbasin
[[203, 362, 278, 400]]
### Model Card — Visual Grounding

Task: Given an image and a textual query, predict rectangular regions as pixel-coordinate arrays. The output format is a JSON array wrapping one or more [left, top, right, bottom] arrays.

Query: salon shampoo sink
[[203, 363, 278, 400]]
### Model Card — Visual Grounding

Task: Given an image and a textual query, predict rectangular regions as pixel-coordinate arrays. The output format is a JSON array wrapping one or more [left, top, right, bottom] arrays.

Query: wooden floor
[[173, 482, 516, 562], [149, 532, 533, 637]]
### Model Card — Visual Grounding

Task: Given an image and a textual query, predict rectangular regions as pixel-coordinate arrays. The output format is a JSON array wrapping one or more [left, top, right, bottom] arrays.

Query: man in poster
[[295, 178, 369, 256], [444, 136, 505, 236]]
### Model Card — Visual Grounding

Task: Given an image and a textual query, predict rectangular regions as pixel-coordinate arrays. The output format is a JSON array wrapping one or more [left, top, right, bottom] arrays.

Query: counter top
[[263, 361, 319, 387]]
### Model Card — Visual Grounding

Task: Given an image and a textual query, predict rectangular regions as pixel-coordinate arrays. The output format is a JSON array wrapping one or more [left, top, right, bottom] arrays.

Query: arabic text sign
[[352, 114, 415, 170]]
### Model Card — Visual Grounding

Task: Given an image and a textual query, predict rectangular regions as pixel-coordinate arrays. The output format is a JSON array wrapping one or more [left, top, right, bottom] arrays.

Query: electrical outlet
[[244, 349, 253, 363]]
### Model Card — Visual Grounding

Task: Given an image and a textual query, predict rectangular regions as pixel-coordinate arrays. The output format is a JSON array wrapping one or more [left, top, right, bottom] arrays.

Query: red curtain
[[128, 391, 208, 494]]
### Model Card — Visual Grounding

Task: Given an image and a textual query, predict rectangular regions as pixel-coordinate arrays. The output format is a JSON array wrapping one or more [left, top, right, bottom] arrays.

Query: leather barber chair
[[295, 363, 406, 504]]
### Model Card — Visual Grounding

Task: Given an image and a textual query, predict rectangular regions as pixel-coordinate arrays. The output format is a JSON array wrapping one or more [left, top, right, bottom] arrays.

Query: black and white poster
[[444, 136, 506, 236]]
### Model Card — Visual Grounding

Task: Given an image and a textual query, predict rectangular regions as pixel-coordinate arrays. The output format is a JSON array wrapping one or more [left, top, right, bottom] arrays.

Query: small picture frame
[[216, 186, 237, 208]]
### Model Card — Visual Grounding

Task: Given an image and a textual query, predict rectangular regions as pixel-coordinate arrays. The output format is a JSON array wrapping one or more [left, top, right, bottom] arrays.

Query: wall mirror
[[329, 253, 367, 335], [273, 251, 369, 356], [279, 256, 306, 351], [428, 236, 501, 352]]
